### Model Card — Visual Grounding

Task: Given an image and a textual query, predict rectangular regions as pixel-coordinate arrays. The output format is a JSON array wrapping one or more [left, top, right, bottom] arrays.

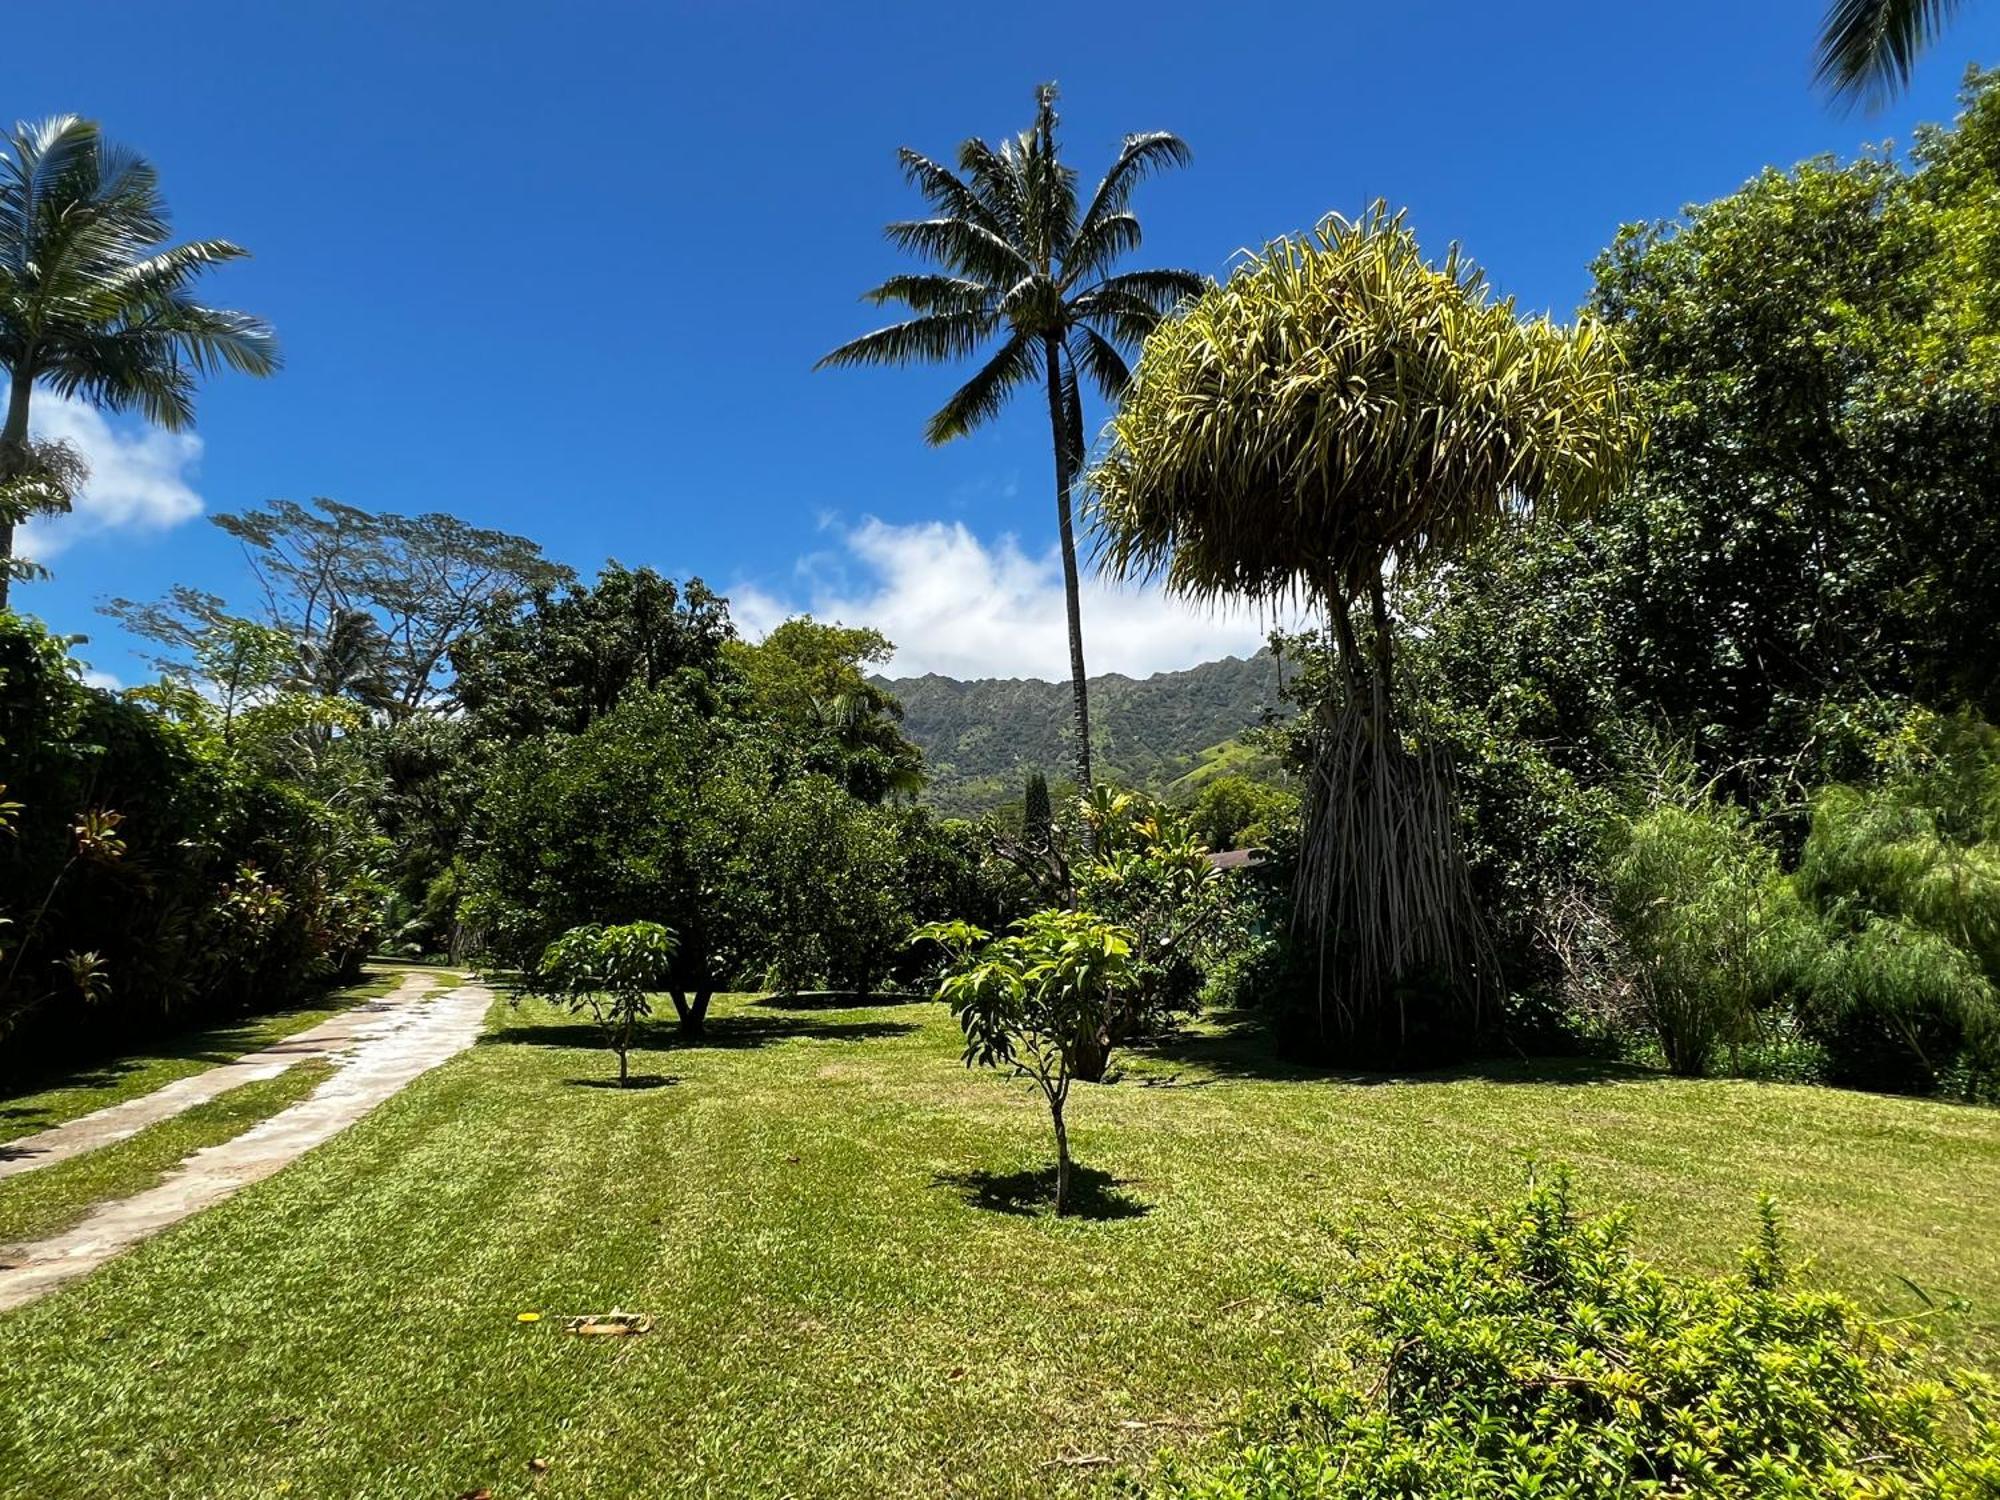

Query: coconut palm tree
[[295, 607, 397, 713], [1817, 0, 1967, 107], [0, 115, 278, 606], [1092, 204, 1638, 1058], [818, 85, 1200, 788]]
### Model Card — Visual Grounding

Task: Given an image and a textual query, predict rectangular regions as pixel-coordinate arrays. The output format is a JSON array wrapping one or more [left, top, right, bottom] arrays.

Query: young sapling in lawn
[[534, 922, 678, 1086], [918, 911, 1133, 1216]]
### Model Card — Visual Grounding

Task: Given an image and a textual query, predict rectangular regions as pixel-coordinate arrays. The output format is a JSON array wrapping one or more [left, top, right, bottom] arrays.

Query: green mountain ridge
[[877, 651, 1291, 815]]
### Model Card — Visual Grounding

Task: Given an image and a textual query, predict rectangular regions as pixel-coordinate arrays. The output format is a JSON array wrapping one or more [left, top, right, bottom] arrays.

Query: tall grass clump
[[1792, 711, 2000, 1096], [1605, 795, 1809, 1076]]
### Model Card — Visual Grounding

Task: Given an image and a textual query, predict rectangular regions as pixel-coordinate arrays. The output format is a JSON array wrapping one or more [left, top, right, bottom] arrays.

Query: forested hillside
[[879, 651, 1289, 813]]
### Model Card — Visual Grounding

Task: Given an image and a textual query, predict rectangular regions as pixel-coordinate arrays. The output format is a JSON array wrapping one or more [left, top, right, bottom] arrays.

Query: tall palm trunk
[[1042, 333, 1093, 789], [0, 372, 32, 612]]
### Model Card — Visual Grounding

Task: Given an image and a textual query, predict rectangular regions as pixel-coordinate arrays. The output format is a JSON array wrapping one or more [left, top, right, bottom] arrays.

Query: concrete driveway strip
[[0, 978, 493, 1313], [0, 971, 445, 1181]]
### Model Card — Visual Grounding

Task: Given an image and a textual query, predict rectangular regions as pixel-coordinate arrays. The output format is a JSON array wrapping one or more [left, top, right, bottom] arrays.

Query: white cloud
[[81, 668, 122, 692], [16, 392, 205, 560], [732, 517, 1299, 680]]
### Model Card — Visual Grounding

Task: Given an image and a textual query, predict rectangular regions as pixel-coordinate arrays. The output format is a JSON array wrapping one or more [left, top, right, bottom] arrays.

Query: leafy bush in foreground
[[1154, 1176, 2000, 1498]]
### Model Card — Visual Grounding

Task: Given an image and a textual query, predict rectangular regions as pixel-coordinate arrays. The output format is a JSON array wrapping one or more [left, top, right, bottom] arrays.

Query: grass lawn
[[0, 991, 1994, 1498], [0, 966, 413, 1143]]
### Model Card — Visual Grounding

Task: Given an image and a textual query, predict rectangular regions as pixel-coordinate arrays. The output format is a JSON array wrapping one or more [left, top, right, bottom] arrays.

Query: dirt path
[[0, 977, 494, 1312], [0, 970, 447, 1180]]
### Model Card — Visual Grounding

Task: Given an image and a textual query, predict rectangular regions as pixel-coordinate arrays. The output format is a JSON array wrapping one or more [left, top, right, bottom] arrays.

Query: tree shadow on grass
[[753, 990, 934, 1011], [1137, 1009, 1650, 1088], [564, 1074, 679, 1091], [931, 1164, 1150, 1221], [482, 1013, 918, 1054]]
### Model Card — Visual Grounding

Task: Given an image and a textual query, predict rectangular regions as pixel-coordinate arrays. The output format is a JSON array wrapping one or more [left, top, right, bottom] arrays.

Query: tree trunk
[[1042, 333, 1093, 790], [1070, 1035, 1108, 1084], [1365, 568, 1396, 722], [617, 1044, 630, 1087], [0, 373, 33, 612], [1051, 1093, 1072, 1217], [669, 988, 712, 1037]]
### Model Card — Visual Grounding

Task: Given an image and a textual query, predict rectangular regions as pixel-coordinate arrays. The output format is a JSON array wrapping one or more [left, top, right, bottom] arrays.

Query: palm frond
[[1816, 0, 1965, 107], [1068, 325, 1132, 404], [1070, 283, 1179, 349], [816, 310, 996, 372], [1087, 267, 1205, 314], [957, 136, 1028, 247], [1063, 210, 1142, 286], [861, 272, 995, 315], [95, 238, 253, 304], [925, 329, 1039, 443], [1059, 338, 1085, 475], [1075, 130, 1192, 245], [883, 216, 1028, 282], [896, 148, 1008, 237], [1018, 84, 1079, 264]]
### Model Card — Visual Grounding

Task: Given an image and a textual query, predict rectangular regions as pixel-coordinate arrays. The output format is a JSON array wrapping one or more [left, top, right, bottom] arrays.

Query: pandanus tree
[[1092, 205, 1637, 1058], [0, 116, 278, 605], [818, 85, 1200, 787]]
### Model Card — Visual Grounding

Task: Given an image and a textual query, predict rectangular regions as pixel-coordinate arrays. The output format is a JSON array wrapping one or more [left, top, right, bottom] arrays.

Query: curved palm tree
[[818, 84, 1200, 787], [1817, 0, 1967, 107], [0, 115, 279, 606]]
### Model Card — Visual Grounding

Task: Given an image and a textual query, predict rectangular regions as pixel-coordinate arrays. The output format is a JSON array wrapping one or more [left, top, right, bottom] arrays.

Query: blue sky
[[9, 0, 2000, 684]]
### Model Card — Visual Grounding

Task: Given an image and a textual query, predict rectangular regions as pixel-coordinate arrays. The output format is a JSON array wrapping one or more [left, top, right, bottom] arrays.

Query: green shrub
[[1781, 714, 2000, 1096], [1606, 799, 1810, 1076], [1153, 1175, 2000, 1498]]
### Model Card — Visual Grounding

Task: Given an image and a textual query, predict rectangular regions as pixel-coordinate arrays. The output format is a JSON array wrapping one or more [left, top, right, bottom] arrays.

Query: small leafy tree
[[920, 911, 1132, 1216], [534, 921, 678, 1086]]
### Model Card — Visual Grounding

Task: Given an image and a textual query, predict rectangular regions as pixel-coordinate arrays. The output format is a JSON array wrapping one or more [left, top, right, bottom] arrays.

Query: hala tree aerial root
[[1293, 701, 1497, 1061]]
